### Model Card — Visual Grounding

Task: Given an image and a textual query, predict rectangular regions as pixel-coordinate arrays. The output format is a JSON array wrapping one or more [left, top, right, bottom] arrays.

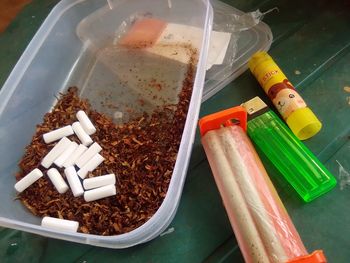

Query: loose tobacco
[[16, 58, 194, 235]]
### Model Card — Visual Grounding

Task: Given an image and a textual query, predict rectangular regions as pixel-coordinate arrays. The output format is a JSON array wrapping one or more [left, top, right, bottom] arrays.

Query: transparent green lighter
[[242, 97, 337, 202]]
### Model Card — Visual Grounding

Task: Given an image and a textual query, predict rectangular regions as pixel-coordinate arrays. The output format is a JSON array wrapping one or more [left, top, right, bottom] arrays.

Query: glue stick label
[[268, 79, 306, 119], [253, 60, 306, 120]]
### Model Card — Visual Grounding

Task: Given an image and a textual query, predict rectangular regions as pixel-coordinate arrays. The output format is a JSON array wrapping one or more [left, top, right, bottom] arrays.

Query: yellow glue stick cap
[[286, 107, 322, 140], [248, 51, 271, 74]]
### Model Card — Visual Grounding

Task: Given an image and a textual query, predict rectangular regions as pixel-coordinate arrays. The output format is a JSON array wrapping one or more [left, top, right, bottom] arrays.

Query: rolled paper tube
[[221, 127, 288, 261], [202, 129, 270, 262], [201, 126, 309, 262]]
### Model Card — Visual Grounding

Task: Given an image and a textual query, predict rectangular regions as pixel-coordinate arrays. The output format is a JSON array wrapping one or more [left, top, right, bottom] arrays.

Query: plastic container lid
[[202, 0, 273, 102]]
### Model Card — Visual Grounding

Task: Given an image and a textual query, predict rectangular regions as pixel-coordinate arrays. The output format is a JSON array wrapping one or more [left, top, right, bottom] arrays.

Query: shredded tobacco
[[16, 56, 195, 235]]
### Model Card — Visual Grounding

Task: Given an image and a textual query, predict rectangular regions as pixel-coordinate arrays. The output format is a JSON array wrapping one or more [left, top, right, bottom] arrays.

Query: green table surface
[[1, 0, 350, 262]]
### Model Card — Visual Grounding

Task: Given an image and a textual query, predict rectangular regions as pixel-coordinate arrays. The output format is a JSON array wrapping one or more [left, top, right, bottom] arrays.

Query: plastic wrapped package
[[199, 106, 327, 263]]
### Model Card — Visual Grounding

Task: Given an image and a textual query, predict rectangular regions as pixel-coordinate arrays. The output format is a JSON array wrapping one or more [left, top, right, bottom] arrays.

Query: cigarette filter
[[199, 106, 326, 263], [41, 217, 79, 233], [242, 97, 336, 202]]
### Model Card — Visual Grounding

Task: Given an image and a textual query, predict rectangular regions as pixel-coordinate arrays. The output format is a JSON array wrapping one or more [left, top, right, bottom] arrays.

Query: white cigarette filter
[[47, 168, 69, 194], [75, 142, 102, 168], [64, 166, 84, 197], [83, 174, 116, 190], [77, 154, 104, 179], [84, 184, 116, 202], [14, 168, 43, 192], [41, 216, 79, 233], [63, 144, 88, 168], [54, 142, 78, 168], [76, 110, 96, 135], [72, 121, 93, 146], [43, 125, 74, 144], [41, 137, 72, 168]]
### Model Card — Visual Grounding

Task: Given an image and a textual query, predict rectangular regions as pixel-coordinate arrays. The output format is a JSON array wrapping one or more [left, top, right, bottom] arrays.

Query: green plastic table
[[1, 0, 349, 262]]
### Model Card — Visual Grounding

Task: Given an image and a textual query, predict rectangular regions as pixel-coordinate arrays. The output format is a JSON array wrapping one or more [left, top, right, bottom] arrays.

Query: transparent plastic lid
[[202, 0, 273, 102]]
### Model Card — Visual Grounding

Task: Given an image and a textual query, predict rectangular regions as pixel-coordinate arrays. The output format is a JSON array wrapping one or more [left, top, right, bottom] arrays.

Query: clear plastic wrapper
[[199, 106, 327, 263], [206, 1, 273, 80]]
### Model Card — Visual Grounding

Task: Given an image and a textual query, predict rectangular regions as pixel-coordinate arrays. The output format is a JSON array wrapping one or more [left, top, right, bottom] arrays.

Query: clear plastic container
[[0, 0, 212, 248]]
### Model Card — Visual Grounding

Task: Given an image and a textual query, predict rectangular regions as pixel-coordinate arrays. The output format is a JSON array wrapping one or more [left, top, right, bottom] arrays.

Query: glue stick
[[249, 51, 322, 140]]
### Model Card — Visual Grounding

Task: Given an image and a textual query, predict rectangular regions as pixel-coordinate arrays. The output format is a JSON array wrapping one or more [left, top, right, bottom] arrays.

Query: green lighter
[[242, 97, 336, 202]]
